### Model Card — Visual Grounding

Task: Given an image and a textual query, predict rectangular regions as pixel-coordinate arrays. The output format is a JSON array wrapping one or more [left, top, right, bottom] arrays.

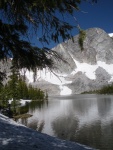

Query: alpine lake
[[16, 94, 113, 150]]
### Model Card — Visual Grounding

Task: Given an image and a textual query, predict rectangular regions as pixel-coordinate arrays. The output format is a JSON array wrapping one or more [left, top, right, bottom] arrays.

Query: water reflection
[[21, 117, 28, 126], [97, 97, 112, 117], [17, 94, 113, 150], [52, 116, 103, 149], [52, 115, 79, 140], [51, 95, 113, 149], [28, 120, 45, 132], [29, 100, 48, 113], [17, 100, 47, 131]]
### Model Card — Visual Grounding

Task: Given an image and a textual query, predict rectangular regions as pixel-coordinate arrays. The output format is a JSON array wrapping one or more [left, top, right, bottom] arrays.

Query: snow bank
[[20, 99, 32, 106], [8, 99, 32, 106], [0, 113, 94, 150]]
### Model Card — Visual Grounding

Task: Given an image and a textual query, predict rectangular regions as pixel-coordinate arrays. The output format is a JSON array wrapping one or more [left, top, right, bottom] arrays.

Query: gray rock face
[[67, 67, 111, 94], [53, 28, 113, 67], [49, 28, 113, 94], [52, 44, 76, 74], [32, 80, 60, 96]]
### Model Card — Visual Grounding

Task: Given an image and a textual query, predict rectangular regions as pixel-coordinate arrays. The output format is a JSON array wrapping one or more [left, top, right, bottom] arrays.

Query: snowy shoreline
[[0, 113, 95, 150]]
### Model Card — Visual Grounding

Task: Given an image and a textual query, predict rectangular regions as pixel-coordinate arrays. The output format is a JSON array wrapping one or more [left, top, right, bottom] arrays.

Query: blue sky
[[32, 0, 113, 49], [75, 0, 113, 33]]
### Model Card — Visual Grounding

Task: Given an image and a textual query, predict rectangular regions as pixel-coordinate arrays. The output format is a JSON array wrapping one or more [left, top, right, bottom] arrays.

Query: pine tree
[[17, 79, 29, 99], [8, 68, 19, 99]]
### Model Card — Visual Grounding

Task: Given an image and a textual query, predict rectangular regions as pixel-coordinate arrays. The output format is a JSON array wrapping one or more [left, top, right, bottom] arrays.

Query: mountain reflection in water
[[17, 94, 113, 150]]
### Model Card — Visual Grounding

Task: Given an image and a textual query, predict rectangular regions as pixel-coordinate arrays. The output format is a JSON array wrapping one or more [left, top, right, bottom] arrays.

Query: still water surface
[[18, 94, 113, 150]]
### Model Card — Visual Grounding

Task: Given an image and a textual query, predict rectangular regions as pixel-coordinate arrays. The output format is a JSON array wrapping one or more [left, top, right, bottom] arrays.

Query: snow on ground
[[20, 99, 32, 106], [8, 99, 32, 106], [9, 99, 13, 104], [0, 113, 94, 150]]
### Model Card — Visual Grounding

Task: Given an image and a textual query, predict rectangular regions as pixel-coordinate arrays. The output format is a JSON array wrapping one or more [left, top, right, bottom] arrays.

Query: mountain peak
[[1, 28, 113, 95]]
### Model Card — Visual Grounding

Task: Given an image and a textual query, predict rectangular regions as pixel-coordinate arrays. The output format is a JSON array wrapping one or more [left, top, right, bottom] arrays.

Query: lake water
[[18, 94, 113, 150]]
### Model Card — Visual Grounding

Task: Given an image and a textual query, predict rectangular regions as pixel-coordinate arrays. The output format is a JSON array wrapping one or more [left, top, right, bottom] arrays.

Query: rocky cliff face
[[1, 28, 113, 95], [53, 28, 113, 68], [43, 28, 113, 95]]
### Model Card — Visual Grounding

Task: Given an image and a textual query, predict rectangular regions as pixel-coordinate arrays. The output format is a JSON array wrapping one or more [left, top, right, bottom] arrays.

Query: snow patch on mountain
[[60, 85, 72, 95], [21, 69, 34, 83], [18, 29, 113, 95], [20, 69, 72, 95], [109, 33, 113, 37], [71, 59, 113, 81], [20, 60, 113, 96], [71, 59, 98, 79]]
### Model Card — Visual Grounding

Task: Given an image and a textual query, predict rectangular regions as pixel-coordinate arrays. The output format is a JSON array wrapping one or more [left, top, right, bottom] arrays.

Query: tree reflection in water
[[16, 100, 47, 132], [52, 115, 79, 141], [16, 95, 113, 150], [29, 100, 48, 113], [52, 115, 104, 149], [28, 120, 45, 132], [51, 96, 113, 150]]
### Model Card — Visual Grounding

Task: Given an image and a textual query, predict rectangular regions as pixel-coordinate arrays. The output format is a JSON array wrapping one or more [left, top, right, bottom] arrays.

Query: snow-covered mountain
[[1, 28, 113, 96]]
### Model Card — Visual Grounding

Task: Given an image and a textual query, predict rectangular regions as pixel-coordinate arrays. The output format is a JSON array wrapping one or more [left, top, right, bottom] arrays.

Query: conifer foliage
[[0, 0, 97, 82], [0, 67, 45, 101]]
